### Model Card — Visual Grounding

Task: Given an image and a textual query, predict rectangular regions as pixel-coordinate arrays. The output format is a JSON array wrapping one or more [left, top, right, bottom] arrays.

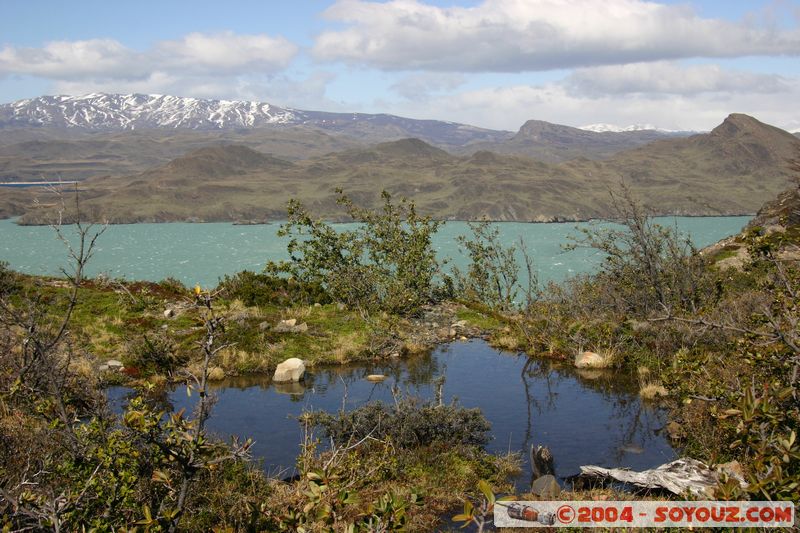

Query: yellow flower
[[194, 284, 201, 296]]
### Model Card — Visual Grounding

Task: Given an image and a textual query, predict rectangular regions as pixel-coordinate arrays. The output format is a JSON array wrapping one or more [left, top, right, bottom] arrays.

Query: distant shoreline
[[1, 213, 755, 227]]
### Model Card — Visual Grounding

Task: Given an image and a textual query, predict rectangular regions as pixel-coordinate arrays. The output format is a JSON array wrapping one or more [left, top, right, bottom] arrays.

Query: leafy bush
[[453, 219, 537, 311], [267, 189, 443, 316], [127, 334, 185, 376], [568, 185, 715, 316], [218, 270, 330, 307], [308, 398, 491, 449], [0, 261, 19, 297]]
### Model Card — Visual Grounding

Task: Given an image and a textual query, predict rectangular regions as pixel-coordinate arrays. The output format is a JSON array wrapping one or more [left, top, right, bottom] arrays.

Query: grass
[[455, 305, 505, 331], [639, 381, 669, 400], [11, 274, 449, 381]]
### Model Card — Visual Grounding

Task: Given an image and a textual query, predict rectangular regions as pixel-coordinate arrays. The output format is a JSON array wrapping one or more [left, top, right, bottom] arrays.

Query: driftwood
[[579, 458, 746, 496]]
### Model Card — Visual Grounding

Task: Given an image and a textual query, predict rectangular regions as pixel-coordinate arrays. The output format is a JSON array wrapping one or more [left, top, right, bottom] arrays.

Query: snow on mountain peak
[[579, 123, 663, 133], [0, 93, 299, 130]]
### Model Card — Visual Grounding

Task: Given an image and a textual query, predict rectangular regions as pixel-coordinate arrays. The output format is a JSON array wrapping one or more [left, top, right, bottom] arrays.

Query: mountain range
[[0, 94, 798, 223]]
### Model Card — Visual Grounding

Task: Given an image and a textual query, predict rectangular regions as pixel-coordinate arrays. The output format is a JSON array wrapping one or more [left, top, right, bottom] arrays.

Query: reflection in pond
[[108, 340, 675, 488]]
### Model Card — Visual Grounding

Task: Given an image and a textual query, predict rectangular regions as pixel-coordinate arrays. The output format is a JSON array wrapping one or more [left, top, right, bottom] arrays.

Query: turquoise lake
[[0, 217, 750, 286]]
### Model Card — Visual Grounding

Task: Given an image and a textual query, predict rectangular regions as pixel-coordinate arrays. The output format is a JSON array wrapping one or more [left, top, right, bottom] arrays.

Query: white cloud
[[377, 71, 800, 132], [566, 62, 793, 96], [155, 32, 298, 75], [389, 72, 466, 99], [52, 71, 341, 113], [0, 39, 146, 80], [313, 0, 800, 72], [0, 32, 298, 81]]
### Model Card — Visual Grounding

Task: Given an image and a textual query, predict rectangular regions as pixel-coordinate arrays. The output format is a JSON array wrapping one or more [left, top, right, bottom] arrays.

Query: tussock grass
[[639, 381, 669, 400]]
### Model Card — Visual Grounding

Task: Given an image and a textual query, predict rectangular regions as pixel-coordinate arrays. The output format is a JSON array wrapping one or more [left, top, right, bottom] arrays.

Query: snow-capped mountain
[[0, 93, 299, 130], [0, 93, 509, 147], [579, 123, 666, 133]]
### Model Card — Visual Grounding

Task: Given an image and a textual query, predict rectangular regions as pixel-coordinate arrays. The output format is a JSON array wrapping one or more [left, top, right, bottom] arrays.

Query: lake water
[[3, 216, 747, 490], [0, 216, 750, 287], [109, 339, 676, 490]]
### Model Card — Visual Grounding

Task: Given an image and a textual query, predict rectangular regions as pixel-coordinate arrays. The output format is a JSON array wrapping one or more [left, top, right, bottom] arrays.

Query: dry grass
[[331, 332, 363, 363], [218, 344, 282, 374], [491, 334, 522, 351], [68, 356, 97, 383], [639, 381, 669, 400], [207, 366, 226, 381], [401, 341, 430, 355]]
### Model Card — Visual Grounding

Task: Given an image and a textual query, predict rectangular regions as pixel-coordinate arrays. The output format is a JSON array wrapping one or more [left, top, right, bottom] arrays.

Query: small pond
[[108, 339, 675, 490]]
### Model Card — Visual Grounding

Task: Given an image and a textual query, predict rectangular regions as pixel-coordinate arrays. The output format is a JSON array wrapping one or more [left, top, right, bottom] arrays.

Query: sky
[[1, 0, 799, 132]]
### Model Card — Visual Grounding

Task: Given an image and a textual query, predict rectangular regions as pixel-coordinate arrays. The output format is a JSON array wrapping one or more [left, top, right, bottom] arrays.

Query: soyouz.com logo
[[494, 501, 795, 528]]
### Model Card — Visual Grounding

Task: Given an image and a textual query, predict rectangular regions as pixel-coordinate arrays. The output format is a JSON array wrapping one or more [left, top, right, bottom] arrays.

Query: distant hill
[[6, 113, 798, 225], [0, 93, 696, 169], [458, 119, 683, 162], [0, 93, 509, 150]]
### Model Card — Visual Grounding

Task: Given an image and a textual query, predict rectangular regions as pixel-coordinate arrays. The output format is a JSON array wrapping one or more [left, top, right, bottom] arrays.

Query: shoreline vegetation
[[3, 211, 757, 226], [1, 180, 798, 530]]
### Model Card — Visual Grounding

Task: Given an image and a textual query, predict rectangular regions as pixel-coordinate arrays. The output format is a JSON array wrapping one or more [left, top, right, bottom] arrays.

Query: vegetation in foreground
[[1, 176, 799, 529]]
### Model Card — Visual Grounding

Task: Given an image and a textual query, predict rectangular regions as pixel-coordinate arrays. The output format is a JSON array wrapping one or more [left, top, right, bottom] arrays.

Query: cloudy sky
[[1, 0, 799, 132]]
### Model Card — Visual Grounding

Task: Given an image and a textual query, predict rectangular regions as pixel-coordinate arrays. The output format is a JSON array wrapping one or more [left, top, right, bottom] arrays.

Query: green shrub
[[453, 219, 537, 311], [308, 398, 491, 449], [0, 260, 19, 297], [127, 334, 185, 376], [267, 189, 443, 316], [567, 185, 715, 316], [218, 270, 330, 307]]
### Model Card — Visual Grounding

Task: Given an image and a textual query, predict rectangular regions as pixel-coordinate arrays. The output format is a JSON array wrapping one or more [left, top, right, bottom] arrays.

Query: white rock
[[107, 359, 124, 369], [366, 374, 386, 382], [574, 351, 610, 369], [163, 309, 174, 318], [273, 358, 305, 382]]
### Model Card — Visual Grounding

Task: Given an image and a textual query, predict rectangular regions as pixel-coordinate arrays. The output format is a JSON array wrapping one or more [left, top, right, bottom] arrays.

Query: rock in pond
[[574, 351, 611, 369], [530, 475, 561, 498], [273, 358, 305, 382], [366, 374, 386, 382]]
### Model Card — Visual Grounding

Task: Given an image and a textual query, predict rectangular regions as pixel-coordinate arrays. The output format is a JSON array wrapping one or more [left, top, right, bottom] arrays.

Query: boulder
[[163, 308, 174, 318], [366, 374, 387, 382], [273, 358, 305, 382], [574, 351, 610, 369], [107, 359, 124, 369], [530, 475, 561, 498], [665, 421, 686, 441], [451, 320, 467, 328], [258, 321, 271, 331], [275, 319, 308, 333]]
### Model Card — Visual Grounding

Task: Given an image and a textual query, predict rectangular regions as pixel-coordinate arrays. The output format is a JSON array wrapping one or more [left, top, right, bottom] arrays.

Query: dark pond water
[[108, 340, 675, 490]]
